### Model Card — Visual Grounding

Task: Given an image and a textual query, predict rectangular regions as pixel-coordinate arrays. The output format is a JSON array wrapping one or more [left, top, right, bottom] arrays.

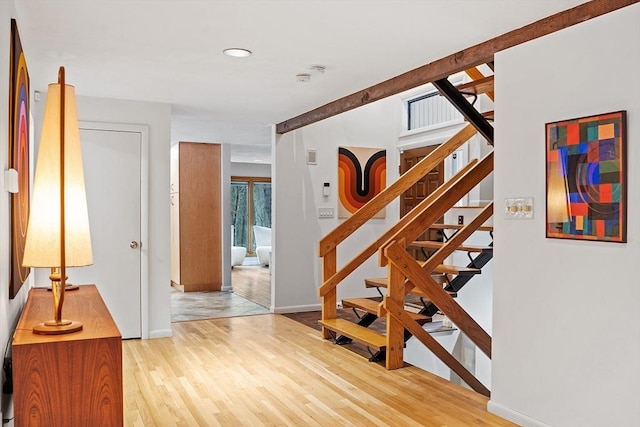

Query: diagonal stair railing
[[317, 70, 495, 396], [378, 152, 493, 366], [318, 123, 477, 337]]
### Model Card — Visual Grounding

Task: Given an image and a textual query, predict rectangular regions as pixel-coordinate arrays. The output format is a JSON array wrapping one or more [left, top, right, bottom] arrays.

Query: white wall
[[230, 162, 271, 178], [31, 95, 172, 338], [491, 5, 640, 426], [273, 97, 401, 312], [0, 3, 31, 422]]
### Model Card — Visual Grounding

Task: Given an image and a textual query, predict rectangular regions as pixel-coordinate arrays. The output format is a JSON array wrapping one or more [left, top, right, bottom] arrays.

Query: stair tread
[[432, 263, 481, 276], [431, 223, 493, 232], [319, 318, 387, 351], [364, 277, 457, 299], [409, 240, 492, 253], [342, 298, 431, 322], [455, 75, 494, 95]]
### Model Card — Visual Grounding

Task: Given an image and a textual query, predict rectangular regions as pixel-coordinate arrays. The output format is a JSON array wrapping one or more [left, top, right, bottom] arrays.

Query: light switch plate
[[505, 197, 534, 219], [318, 207, 334, 218]]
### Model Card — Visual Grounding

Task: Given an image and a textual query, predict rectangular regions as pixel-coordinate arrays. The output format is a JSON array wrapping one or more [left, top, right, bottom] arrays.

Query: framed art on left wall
[[8, 19, 31, 298]]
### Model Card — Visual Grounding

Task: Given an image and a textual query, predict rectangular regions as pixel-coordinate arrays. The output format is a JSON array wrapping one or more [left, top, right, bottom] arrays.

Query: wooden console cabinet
[[12, 285, 123, 427]]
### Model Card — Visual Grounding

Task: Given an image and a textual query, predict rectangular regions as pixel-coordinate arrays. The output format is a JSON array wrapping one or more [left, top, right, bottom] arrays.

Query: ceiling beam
[[276, 0, 639, 134]]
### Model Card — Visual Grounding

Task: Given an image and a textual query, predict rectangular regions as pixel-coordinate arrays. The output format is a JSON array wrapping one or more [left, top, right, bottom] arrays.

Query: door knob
[[130, 241, 139, 249]]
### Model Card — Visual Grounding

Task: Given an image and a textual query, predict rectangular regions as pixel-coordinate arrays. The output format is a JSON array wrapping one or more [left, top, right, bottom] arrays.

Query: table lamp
[[22, 66, 93, 335], [547, 152, 571, 226]]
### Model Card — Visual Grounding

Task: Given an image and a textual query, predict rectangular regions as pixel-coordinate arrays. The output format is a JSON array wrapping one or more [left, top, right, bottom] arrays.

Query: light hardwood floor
[[232, 261, 271, 308], [123, 314, 514, 426]]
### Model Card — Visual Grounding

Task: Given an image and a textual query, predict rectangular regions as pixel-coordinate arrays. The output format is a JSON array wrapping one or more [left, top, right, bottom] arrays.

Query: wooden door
[[400, 145, 444, 260], [179, 142, 222, 291]]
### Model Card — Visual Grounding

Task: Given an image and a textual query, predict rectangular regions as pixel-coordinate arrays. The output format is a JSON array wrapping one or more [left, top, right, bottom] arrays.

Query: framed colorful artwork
[[9, 19, 31, 298], [545, 111, 626, 242], [338, 146, 386, 219]]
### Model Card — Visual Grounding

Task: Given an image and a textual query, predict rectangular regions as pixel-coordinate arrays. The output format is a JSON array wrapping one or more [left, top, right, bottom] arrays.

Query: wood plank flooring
[[123, 314, 514, 426], [231, 262, 271, 308]]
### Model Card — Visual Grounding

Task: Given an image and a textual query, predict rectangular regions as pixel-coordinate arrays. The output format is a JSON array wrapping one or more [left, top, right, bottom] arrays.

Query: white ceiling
[[15, 0, 587, 163]]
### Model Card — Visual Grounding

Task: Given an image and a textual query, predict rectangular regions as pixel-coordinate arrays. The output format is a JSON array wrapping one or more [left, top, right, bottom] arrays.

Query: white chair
[[253, 225, 271, 266], [231, 226, 246, 267]]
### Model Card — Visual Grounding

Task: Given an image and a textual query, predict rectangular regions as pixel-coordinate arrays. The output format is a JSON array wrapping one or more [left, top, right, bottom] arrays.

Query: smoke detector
[[310, 65, 326, 74], [296, 73, 311, 83]]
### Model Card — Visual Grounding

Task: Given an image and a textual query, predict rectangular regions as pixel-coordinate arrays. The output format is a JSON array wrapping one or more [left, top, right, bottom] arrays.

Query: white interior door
[[69, 125, 145, 339]]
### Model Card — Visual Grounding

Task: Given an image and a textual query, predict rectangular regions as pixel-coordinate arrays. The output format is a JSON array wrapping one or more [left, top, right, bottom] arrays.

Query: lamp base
[[33, 320, 83, 335]]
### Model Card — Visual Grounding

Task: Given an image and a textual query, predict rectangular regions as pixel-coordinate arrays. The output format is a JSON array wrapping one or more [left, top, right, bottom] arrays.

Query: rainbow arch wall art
[[338, 146, 386, 219], [8, 19, 31, 298]]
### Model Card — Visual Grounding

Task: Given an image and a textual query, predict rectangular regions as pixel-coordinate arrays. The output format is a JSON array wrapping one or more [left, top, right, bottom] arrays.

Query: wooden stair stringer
[[384, 242, 492, 359], [384, 297, 490, 397]]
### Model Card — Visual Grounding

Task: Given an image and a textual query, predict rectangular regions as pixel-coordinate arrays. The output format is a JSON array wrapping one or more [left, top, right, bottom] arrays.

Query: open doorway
[[231, 176, 272, 308], [170, 147, 272, 323]]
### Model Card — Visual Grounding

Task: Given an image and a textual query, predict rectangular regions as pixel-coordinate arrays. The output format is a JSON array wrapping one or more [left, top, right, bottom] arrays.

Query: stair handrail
[[381, 153, 494, 368], [379, 152, 494, 266], [318, 124, 477, 258], [318, 158, 480, 297]]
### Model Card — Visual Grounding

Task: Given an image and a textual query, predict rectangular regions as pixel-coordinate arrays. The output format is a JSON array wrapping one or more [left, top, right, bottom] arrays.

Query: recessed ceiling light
[[223, 48, 252, 58]]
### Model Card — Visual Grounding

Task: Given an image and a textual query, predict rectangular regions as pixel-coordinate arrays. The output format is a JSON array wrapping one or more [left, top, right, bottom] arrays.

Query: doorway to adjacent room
[[231, 176, 272, 308]]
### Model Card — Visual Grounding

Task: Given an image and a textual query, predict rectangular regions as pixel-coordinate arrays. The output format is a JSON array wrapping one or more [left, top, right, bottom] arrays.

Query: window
[[231, 176, 271, 254], [407, 91, 463, 131]]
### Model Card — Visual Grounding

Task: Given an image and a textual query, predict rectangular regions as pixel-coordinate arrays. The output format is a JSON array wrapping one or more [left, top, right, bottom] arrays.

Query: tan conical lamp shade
[[22, 83, 93, 268], [547, 156, 570, 224]]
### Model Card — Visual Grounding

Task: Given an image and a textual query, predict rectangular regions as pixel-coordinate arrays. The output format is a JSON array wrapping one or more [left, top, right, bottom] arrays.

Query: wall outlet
[[457, 215, 464, 225]]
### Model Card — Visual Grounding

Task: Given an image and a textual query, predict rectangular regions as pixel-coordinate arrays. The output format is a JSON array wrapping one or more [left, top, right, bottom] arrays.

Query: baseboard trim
[[273, 303, 321, 314], [148, 329, 173, 339], [487, 400, 550, 427]]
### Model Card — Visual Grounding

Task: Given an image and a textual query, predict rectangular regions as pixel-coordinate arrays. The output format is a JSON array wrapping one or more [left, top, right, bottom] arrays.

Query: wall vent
[[306, 149, 317, 165]]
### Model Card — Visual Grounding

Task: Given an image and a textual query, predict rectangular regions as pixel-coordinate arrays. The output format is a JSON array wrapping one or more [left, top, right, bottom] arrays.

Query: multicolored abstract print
[[9, 19, 31, 298], [546, 111, 626, 242]]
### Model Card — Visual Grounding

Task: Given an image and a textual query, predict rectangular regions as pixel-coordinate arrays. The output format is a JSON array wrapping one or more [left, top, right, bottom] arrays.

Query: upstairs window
[[407, 91, 463, 131]]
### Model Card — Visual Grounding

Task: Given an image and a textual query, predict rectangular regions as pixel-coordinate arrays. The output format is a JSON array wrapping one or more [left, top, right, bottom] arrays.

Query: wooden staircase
[[318, 66, 495, 397]]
